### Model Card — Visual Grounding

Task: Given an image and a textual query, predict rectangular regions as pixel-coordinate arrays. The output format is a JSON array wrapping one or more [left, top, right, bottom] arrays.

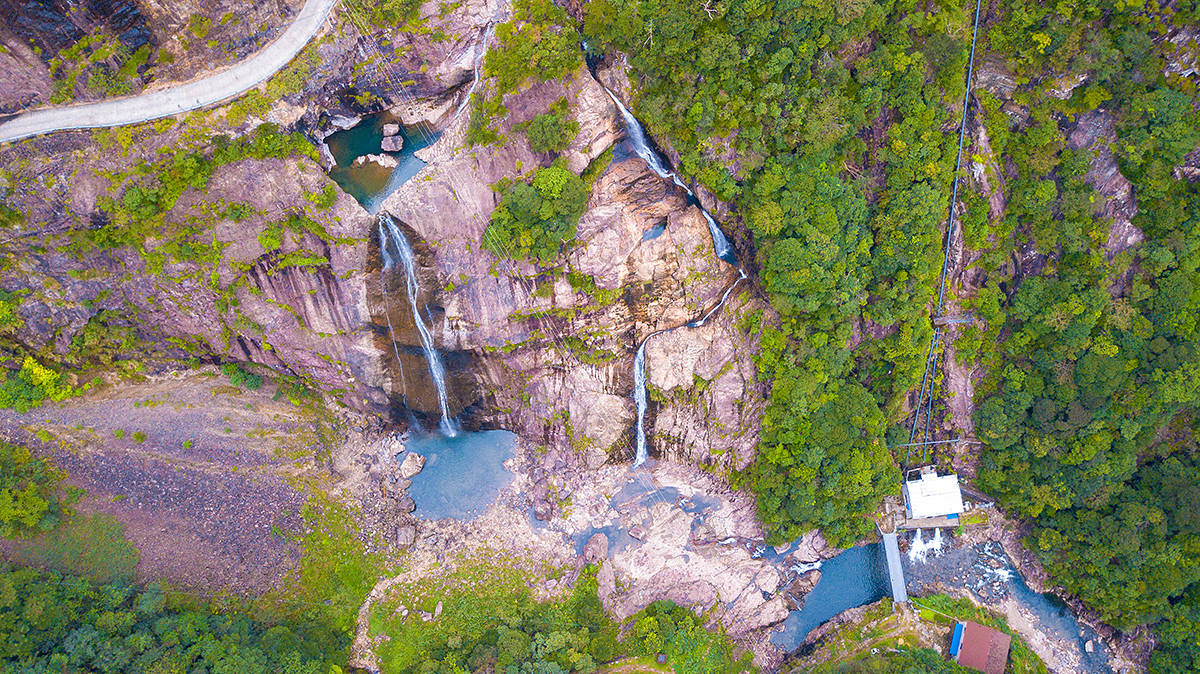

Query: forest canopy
[[583, 0, 1200, 666]]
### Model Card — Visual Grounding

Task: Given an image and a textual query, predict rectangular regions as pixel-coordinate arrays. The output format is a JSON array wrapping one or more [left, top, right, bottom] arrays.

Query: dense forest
[[0, 566, 335, 673], [2, 0, 1199, 668], [582, 0, 1200, 668]]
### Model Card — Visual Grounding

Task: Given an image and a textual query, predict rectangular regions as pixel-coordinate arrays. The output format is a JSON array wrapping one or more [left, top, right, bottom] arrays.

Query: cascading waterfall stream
[[380, 214, 458, 437], [451, 23, 495, 123], [632, 331, 665, 467], [377, 221, 411, 405], [602, 83, 746, 467], [603, 88, 735, 262], [689, 269, 748, 329]]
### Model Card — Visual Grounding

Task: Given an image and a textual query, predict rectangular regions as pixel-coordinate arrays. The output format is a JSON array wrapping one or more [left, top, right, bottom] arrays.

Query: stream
[[767, 529, 1113, 672], [770, 544, 889, 651], [904, 538, 1113, 672], [598, 82, 745, 467]]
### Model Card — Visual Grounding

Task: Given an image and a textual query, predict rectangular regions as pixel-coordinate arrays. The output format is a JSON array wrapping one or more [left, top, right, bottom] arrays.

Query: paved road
[[0, 0, 340, 144]]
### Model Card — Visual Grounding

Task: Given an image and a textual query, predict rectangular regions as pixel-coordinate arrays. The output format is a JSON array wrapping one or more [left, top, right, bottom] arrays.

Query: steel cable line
[[905, 0, 983, 467]]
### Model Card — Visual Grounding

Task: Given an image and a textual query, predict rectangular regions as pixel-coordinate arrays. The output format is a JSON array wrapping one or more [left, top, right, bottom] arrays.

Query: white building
[[903, 468, 965, 520]]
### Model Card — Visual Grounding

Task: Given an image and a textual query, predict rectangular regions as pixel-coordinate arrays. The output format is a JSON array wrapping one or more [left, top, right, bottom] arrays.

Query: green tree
[[482, 163, 590, 264], [522, 99, 579, 154]]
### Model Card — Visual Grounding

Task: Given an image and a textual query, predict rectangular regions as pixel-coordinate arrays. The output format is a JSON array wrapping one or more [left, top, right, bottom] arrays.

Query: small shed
[[949, 621, 1011, 674], [903, 467, 965, 520]]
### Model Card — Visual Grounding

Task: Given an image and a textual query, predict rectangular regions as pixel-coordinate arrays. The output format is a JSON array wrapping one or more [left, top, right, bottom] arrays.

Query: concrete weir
[[882, 531, 909, 603]]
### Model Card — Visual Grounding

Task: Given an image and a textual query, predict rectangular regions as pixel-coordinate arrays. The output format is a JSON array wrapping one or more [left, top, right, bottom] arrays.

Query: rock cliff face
[[376, 59, 764, 470], [2, 142, 390, 413], [0, 0, 304, 114], [2, 0, 765, 470], [1066, 110, 1142, 256]]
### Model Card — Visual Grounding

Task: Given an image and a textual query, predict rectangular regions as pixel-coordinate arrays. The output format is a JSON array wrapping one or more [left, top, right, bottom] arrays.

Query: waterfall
[[908, 529, 924, 563], [452, 23, 495, 123], [605, 89, 675, 181], [602, 84, 751, 468], [379, 214, 458, 437], [689, 269, 748, 328], [377, 221, 411, 407], [602, 87, 735, 261], [790, 560, 823, 574], [908, 527, 945, 563], [633, 334, 661, 467]]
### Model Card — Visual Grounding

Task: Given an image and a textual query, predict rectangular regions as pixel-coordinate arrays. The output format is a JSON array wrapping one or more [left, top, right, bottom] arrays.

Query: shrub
[[482, 163, 590, 264], [258, 225, 283, 252], [0, 289, 26, 333], [0, 357, 79, 413], [0, 440, 68, 538], [221, 363, 263, 390], [522, 98, 579, 153], [308, 183, 338, 210]]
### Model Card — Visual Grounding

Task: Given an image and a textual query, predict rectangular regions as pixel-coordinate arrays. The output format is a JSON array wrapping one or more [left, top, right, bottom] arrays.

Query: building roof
[[954, 621, 1012, 674], [903, 471, 965, 519]]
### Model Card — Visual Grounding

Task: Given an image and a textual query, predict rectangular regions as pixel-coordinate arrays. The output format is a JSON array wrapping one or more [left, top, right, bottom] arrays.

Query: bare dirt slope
[[0, 370, 342, 593]]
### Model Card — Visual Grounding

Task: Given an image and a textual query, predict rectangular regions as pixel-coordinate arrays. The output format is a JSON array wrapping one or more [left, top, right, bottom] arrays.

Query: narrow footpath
[[0, 0, 340, 144]]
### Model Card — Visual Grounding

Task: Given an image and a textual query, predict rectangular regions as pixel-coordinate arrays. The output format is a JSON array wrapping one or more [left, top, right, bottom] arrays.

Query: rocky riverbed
[[903, 529, 1115, 673], [337, 425, 852, 670]]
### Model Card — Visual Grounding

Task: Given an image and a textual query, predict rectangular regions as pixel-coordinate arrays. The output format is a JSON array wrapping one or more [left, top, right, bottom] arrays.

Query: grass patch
[[255, 492, 392, 659], [8, 512, 140, 585], [913, 595, 1048, 674]]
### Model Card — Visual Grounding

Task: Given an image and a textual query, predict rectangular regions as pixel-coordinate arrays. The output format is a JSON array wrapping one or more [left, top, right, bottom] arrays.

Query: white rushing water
[[377, 221, 411, 404], [632, 332, 664, 467], [602, 87, 735, 261], [451, 23, 495, 123], [908, 527, 945, 563], [790, 560, 823, 574], [690, 269, 748, 328], [605, 84, 747, 467], [380, 215, 458, 436]]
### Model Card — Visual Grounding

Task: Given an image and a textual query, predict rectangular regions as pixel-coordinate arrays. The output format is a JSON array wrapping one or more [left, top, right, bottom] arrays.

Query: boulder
[[396, 525, 416, 547], [783, 569, 821, 610], [381, 135, 405, 152], [597, 561, 616, 598], [399, 452, 426, 479], [585, 447, 608, 470], [383, 122, 401, 136], [790, 530, 829, 563], [755, 567, 780, 594], [353, 153, 398, 169], [583, 533, 609, 563], [397, 495, 416, 513], [791, 569, 821, 595]]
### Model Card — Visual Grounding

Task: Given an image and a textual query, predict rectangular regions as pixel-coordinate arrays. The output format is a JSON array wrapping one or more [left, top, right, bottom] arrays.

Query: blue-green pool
[[325, 113, 439, 213]]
